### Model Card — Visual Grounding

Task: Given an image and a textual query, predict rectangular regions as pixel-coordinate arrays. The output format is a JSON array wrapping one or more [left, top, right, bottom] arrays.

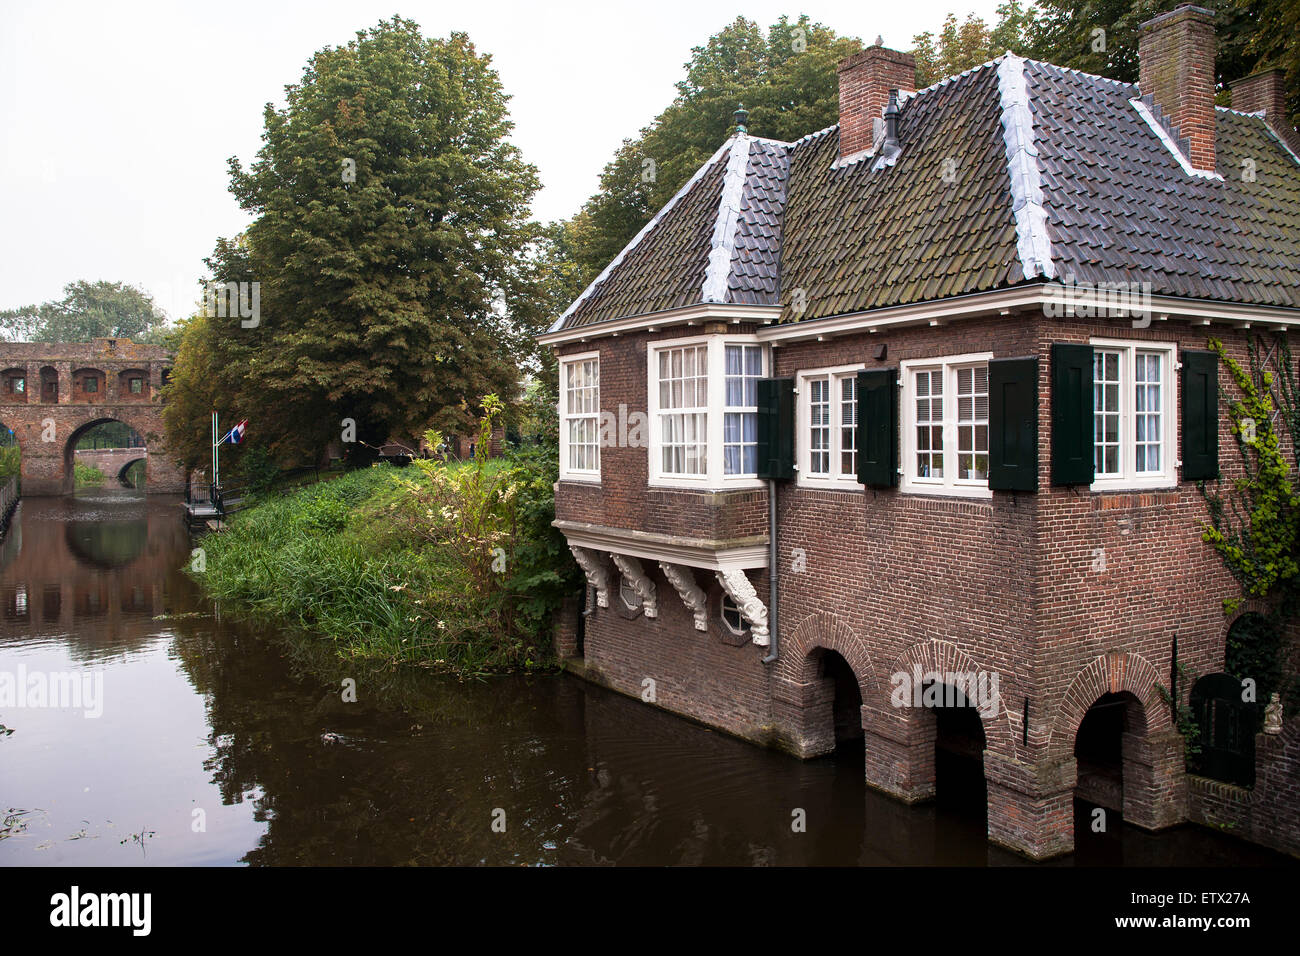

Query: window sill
[[797, 476, 862, 492], [558, 475, 602, 486], [899, 482, 994, 500], [648, 477, 768, 493], [1089, 478, 1178, 493]]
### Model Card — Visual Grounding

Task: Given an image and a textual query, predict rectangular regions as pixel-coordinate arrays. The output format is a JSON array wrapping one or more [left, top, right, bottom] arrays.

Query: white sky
[[0, 0, 1002, 319]]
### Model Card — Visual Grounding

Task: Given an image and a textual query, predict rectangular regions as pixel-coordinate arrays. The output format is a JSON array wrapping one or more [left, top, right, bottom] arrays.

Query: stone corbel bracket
[[659, 562, 708, 631], [570, 546, 611, 608], [715, 568, 769, 646], [610, 553, 657, 618]]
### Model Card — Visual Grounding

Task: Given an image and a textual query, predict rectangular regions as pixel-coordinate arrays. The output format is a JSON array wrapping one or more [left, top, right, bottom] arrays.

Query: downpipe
[[762, 477, 779, 664]]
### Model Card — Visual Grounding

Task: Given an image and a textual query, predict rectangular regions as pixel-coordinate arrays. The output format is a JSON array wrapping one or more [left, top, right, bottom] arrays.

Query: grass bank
[[194, 441, 579, 676]]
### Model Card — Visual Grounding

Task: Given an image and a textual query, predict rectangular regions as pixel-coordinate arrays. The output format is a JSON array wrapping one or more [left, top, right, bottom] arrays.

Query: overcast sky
[[0, 0, 1002, 319]]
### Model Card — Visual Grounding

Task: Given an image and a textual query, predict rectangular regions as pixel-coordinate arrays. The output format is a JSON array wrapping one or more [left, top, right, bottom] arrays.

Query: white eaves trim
[[997, 53, 1055, 280], [542, 285, 1300, 349], [537, 302, 782, 347], [757, 285, 1300, 344], [547, 136, 738, 334], [1130, 97, 1225, 181], [702, 134, 752, 303]]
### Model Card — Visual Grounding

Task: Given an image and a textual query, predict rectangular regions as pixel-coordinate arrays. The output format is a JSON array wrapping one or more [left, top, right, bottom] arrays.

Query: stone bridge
[[75, 447, 149, 485], [0, 338, 182, 495]]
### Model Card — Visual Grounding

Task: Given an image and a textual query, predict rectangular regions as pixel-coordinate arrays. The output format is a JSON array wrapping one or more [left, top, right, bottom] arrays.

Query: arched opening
[[1189, 672, 1258, 787], [65, 419, 147, 495], [71, 368, 105, 403], [39, 366, 58, 404], [926, 680, 988, 821], [817, 649, 864, 756], [2, 368, 28, 404], [1073, 691, 1146, 846]]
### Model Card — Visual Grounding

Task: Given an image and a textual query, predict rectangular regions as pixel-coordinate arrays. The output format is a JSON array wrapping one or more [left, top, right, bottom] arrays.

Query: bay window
[[1090, 339, 1176, 489], [648, 336, 767, 487], [797, 366, 860, 488], [560, 351, 600, 480], [901, 353, 993, 497]]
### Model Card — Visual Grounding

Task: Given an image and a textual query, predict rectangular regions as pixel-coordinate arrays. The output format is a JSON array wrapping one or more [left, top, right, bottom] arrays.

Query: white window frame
[[647, 334, 767, 490], [900, 352, 994, 500], [1089, 338, 1178, 491], [796, 364, 864, 489], [559, 350, 601, 482]]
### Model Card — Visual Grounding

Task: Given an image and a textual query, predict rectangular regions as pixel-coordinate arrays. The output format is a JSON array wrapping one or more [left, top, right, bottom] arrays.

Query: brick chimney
[[1138, 4, 1217, 173], [837, 40, 915, 159], [1231, 68, 1300, 155]]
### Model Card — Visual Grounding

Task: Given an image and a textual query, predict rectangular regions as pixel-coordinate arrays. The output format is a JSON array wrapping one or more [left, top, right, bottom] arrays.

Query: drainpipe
[[762, 477, 779, 663]]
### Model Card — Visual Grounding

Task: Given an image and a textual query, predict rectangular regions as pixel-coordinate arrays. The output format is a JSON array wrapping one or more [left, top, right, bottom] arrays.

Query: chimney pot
[[837, 43, 915, 160], [1138, 4, 1217, 172]]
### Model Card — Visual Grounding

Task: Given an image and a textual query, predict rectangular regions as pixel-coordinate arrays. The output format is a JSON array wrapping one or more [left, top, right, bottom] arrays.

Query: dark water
[[0, 491, 1291, 866]]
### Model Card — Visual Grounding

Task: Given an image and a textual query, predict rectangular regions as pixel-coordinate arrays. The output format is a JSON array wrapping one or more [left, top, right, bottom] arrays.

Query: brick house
[[540, 4, 1300, 860]]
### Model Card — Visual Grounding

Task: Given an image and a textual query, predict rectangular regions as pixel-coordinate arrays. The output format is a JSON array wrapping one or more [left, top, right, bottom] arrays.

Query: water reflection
[[0, 492, 1293, 866]]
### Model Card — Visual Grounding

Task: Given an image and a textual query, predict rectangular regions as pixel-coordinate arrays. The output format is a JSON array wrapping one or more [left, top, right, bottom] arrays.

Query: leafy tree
[[1025, 0, 1257, 91], [0, 280, 171, 344], [174, 18, 543, 469], [913, 1, 1039, 86], [562, 15, 860, 287]]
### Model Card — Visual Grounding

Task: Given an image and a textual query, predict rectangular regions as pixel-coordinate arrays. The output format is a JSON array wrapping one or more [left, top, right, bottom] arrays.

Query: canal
[[0, 490, 1291, 866]]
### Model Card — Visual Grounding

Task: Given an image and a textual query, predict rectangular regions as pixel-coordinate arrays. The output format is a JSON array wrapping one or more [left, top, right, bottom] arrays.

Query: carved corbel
[[715, 568, 770, 646], [609, 553, 657, 618], [659, 562, 708, 631], [569, 546, 610, 608]]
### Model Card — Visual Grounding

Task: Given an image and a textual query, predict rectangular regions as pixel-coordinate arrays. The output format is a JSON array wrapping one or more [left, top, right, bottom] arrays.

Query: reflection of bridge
[[0, 338, 182, 495], [76, 447, 148, 485], [0, 495, 190, 642]]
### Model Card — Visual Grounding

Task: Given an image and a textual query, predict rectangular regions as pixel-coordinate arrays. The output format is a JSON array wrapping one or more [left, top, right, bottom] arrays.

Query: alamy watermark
[[204, 280, 260, 328], [889, 664, 1001, 718], [1044, 273, 1153, 328], [0, 665, 103, 718]]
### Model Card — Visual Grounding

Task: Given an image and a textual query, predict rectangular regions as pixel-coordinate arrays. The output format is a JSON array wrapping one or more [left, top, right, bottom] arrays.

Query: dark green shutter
[[756, 378, 794, 480], [1182, 350, 1219, 481], [857, 369, 898, 488], [1051, 343, 1094, 485], [989, 357, 1039, 492]]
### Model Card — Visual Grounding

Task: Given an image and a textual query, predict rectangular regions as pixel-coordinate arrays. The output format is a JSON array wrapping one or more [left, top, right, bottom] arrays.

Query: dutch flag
[[221, 420, 248, 445]]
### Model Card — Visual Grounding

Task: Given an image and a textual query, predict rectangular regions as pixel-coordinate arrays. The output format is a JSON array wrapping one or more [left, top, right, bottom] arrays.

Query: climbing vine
[[1200, 335, 1300, 716]]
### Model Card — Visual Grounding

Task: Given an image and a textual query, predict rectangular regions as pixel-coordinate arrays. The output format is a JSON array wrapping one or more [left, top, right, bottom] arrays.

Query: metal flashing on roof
[[1130, 96, 1225, 181], [701, 134, 752, 303], [997, 53, 1055, 280]]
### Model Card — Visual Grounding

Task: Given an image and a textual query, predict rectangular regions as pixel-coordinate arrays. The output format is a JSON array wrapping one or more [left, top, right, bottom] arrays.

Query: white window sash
[[796, 365, 864, 489], [559, 351, 601, 481], [1089, 339, 1177, 490], [900, 352, 993, 499], [647, 335, 767, 489]]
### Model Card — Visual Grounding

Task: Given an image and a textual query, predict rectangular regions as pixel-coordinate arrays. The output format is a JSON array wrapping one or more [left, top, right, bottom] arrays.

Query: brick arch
[[778, 609, 880, 703], [884, 638, 1018, 756], [1048, 650, 1170, 757]]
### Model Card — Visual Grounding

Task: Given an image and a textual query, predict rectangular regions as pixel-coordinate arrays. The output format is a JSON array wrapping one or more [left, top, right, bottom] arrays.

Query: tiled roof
[[553, 54, 1300, 332], [1027, 60, 1300, 308]]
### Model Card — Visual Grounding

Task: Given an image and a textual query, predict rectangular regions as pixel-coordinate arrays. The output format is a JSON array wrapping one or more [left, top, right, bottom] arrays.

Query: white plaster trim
[[569, 546, 610, 608], [609, 553, 657, 618], [701, 135, 752, 304], [659, 562, 708, 631], [555, 520, 769, 572], [548, 137, 737, 333], [1262, 124, 1300, 168], [1129, 97, 1224, 181], [997, 53, 1055, 280], [537, 301, 781, 347], [715, 568, 769, 646]]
